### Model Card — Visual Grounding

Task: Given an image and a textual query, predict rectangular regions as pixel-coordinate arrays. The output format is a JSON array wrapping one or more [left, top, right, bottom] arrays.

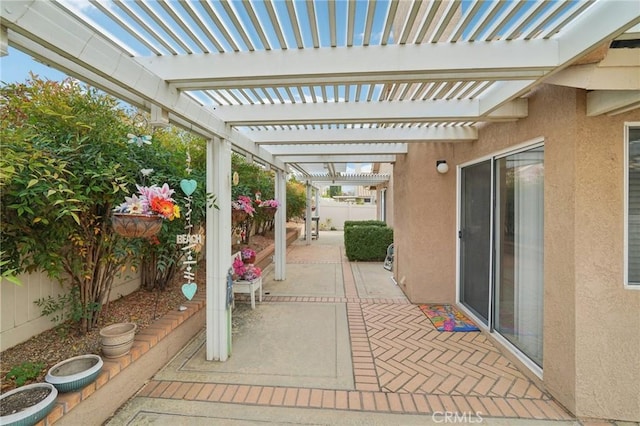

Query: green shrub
[[5, 362, 45, 387], [344, 224, 393, 261], [344, 220, 387, 229]]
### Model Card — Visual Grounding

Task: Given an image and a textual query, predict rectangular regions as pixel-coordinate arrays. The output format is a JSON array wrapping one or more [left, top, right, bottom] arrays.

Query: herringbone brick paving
[[114, 238, 576, 423]]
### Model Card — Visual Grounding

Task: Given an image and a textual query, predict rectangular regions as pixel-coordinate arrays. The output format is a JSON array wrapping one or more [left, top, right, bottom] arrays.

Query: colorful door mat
[[419, 304, 480, 332]]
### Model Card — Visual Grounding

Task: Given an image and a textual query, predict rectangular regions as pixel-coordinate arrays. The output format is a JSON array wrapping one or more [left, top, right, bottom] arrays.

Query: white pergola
[[2, 0, 639, 361]]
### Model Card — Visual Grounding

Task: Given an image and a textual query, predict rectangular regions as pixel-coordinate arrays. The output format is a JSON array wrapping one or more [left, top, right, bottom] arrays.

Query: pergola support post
[[305, 183, 313, 244], [274, 169, 286, 280], [206, 136, 232, 361]]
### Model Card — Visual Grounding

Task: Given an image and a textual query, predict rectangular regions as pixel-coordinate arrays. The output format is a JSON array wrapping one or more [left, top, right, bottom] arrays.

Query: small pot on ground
[[99, 322, 137, 358], [45, 354, 103, 393], [0, 382, 58, 426]]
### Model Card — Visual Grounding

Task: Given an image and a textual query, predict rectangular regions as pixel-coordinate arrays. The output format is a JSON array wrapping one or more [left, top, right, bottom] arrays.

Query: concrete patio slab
[[351, 262, 403, 299], [155, 302, 353, 390], [262, 263, 345, 297], [98, 229, 586, 425], [107, 398, 579, 426]]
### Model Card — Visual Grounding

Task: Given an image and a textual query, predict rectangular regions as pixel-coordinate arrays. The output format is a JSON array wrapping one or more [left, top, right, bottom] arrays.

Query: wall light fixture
[[436, 160, 449, 174]]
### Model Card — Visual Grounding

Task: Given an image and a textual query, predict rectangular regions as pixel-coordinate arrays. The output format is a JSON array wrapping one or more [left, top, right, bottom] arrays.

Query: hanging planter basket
[[111, 213, 162, 238], [232, 209, 248, 225], [261, 206, 277, 218]]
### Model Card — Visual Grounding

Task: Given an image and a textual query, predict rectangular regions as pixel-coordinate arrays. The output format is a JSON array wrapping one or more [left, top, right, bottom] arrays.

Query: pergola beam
[[214, 99, 528, 125], [247, 126, 477, 144], [265, 143, 407, 156], [478, 1, 640, 116], [137, 40, 559, 89], [1, 1, 286, 171], [282, 154, 397, 163], [587, 90, 640, 116]]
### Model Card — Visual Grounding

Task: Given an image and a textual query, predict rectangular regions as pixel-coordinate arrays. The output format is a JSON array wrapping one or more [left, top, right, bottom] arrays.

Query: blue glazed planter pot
[[0, 382, 58, 426], [45, 354, 103, 393]]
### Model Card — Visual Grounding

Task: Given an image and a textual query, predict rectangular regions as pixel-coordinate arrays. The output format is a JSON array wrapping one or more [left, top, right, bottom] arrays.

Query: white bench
[[231, 252, 262, 309]]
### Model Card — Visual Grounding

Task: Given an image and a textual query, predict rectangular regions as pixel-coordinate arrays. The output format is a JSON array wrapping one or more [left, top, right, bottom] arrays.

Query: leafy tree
[[231, 154, 306, 230], [286, 177, 307, 220], [231, 154, 274, 200], [328, 185, 342, 198], [1, 77, 142, 332]]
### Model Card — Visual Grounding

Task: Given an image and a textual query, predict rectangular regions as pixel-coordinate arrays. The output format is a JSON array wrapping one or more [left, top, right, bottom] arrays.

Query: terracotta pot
[[111, 213, 162, 238], [45, 354, 103, 393], [242, 256, 256, 264], [99, 323, 137, 358]]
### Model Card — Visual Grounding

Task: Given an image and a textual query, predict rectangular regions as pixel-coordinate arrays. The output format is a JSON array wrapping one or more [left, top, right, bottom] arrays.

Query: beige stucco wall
[[571, 92, 640, 420], [393, 84, 640, 420], [394, 142, 457, 303]]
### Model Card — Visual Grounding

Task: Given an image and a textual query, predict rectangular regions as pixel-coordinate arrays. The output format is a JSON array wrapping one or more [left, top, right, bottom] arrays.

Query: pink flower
[[232, 195, 256, 216], [259, 199, 279, 208]]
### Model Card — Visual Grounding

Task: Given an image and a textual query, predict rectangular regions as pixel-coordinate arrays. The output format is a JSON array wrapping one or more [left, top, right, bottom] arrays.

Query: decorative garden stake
[[127, 113, 152, 147], [177, 150, 199, 301]]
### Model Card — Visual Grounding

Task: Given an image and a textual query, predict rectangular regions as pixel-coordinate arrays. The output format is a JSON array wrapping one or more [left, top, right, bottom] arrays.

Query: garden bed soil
[[0, 386, 51, 416], [0, 235, 274, 393]]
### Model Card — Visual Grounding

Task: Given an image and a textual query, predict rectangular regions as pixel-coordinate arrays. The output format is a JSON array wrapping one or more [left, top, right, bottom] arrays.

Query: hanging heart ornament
[[181, 282, 197, 300], [180, 179, 197, 196]]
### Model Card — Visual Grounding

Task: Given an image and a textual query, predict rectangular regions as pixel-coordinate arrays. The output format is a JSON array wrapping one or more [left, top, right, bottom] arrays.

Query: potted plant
[[232, 256, 261, 281], [112, 183, 180, 238], [0, 382, 58, 426], [231, 195, 255, 225], [257, 198, 279, 218], [44, 354, 103, 393], [240, 247, 256, 264], [99, 322, 137, 358]]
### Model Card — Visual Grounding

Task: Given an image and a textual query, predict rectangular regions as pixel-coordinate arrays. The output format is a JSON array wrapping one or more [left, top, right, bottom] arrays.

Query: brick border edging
[[40, 228, 301, 425], [37, 295, 207, 425], [136, 379, 574, 420]]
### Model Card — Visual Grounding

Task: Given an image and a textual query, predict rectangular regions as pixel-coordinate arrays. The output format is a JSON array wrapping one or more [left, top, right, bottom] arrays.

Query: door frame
[[455, 138, 545, 378]]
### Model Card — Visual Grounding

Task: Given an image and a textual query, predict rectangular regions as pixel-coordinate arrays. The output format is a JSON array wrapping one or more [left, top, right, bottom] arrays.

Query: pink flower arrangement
[[233, 256, 261, 280], [241, 248, 256, 260], [114, 183, 180, 220], [258, 199, 279, 208], [232, 195, 255, 216]]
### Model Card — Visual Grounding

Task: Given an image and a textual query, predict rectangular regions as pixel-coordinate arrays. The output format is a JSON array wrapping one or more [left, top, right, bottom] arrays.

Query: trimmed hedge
[[344, 220, 387, 229], [344, 222, 393, 261]]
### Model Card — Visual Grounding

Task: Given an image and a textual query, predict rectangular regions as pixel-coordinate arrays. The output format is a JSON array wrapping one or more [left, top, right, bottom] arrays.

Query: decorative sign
[[178, 150, 199, 301]]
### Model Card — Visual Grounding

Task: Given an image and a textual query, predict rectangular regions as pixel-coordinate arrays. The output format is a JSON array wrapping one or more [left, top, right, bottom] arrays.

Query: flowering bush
[[114, 183, 180, 220], [232, 195, 255, 216], [258, 199, 279, 208], [232, 256, 261, 280]]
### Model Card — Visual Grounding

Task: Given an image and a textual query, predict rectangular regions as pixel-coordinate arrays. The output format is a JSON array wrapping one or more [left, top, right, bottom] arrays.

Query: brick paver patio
[[42, 231, 606, 424], [132, 240, 573, 422]]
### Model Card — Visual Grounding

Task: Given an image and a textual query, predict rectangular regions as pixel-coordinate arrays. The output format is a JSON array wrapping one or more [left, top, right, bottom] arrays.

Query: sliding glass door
[[460, 160, 492, 324], [460, 145, 544, 367], [494, 147, 544, 365]]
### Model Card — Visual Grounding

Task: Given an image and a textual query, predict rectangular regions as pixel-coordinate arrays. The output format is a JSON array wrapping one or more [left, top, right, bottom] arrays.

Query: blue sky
[[1, 47, 67, 85], [0, 1, 563, 91]]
